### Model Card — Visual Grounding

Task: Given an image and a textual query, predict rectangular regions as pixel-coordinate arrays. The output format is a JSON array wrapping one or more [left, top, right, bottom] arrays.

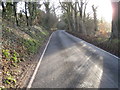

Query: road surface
[[31, 30, 119, 88]]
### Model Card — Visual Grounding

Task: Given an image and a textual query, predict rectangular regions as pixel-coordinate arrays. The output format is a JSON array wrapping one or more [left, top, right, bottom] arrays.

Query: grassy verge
[[1, 19, 50, 88], [67, 31, 119, 58]]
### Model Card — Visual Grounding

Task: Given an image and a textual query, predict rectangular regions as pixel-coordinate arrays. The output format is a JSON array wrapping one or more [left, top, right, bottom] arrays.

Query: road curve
[[31, 30, 119, 88]]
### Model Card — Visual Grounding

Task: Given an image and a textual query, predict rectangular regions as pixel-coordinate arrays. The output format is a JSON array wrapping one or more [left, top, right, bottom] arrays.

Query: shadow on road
[[37, 31, 119, 88]]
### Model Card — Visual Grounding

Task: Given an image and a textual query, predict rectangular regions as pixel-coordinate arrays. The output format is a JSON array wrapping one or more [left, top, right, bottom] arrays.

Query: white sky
[[111, 0, 120, 2], [42, 0, 113, 22], [86, 0, 112, 22], [17, 0, 113, 22]]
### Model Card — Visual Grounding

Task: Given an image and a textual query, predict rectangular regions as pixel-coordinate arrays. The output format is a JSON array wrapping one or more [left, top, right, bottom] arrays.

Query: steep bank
[[1, 18, 51, 88], [67, 31, 119, 58]]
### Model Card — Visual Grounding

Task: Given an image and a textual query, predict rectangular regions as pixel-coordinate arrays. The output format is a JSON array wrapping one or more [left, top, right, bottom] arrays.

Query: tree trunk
[[25, 2, 29, 26], [1, 2, 6, 19], [92, 5, 98, 34], [77, 1, 87, 34], [118, 1, 120, 40], [13, 2, 19, 26], [110, 2, 119, 39], [83, 3, 87, 22], [74, 2, 78, 31], [28, 2, 33, 26], [44, 2, 51, 29], [67, 13, 72, 31], [80, 1, 84, 19]]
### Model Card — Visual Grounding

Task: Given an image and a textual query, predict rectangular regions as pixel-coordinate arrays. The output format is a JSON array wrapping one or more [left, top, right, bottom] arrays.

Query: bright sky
[[46, 0, 113, 22], [17, 0, 113, 22], [86, 0, 112, 22]]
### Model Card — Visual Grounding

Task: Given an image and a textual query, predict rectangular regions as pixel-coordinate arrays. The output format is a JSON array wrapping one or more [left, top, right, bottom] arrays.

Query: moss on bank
[[2, 20, 50, 88]]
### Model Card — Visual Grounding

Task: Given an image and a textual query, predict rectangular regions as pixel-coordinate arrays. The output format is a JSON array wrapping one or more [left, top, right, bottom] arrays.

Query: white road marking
[[26, 32, 54, 89], [64, 31, 120, 59]]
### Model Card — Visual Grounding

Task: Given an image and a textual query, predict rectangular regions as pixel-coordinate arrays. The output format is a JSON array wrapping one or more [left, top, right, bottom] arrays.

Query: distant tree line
[[1, 0, 119, 40], [59, 0, 98, 36], [58, 0, 120, 40], [1, 0, 58, 30]]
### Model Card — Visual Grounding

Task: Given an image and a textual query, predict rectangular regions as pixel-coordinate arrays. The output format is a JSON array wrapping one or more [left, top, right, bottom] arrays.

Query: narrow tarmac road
[[31, 30, 119, 88]]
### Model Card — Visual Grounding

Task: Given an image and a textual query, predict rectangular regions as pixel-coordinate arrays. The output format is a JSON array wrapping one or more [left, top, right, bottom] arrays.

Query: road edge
[[26, 32, 54, 89], [64, 31, 120, 59]]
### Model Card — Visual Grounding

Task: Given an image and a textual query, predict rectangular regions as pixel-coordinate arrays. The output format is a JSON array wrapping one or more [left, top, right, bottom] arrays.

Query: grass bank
[[1, 19, 51, 88], [67, 31, 119, 58]]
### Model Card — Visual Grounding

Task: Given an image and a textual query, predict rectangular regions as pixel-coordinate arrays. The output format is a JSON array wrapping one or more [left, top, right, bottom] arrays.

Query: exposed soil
[[2, 34, 51, 89], [16, 35, 51, 88], [1, 18, 52, 88]]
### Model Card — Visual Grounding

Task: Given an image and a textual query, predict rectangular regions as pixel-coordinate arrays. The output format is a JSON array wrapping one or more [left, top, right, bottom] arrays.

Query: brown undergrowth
[[1, 18, 51, 88], [67, 31, 120, 58]]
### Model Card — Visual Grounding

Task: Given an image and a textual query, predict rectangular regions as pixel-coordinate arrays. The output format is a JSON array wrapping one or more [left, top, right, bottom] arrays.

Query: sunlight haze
[[48, 0, 113, 22], [88, 0, 112, 22], [16, 0, 113, 22]]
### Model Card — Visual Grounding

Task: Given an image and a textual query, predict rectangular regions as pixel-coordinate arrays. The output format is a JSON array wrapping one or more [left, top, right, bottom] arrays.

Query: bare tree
[[59, 0, 89, 34], [83, 0, 88, 22], [13, 2, 19, 26], [59, 2, 75, 31], [43, 1, 51, 29], [77, 0, 87, 34], [25, 2, 29, 26], [1, 1, 6, 18], [110, 2, 119, 39], [92, 5, 98, 34]]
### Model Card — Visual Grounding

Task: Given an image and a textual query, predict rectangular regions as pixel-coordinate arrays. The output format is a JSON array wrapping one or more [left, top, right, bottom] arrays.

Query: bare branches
[[59, 1, 69, 11], [92, 5, 98, 32]]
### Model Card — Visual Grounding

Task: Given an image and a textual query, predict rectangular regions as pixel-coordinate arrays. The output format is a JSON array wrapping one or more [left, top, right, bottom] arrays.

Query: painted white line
[[83, 40, 120, 59], [26, 32, 54, 89], [79, 38, 120, 59], [64, 31, 120, 59]]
